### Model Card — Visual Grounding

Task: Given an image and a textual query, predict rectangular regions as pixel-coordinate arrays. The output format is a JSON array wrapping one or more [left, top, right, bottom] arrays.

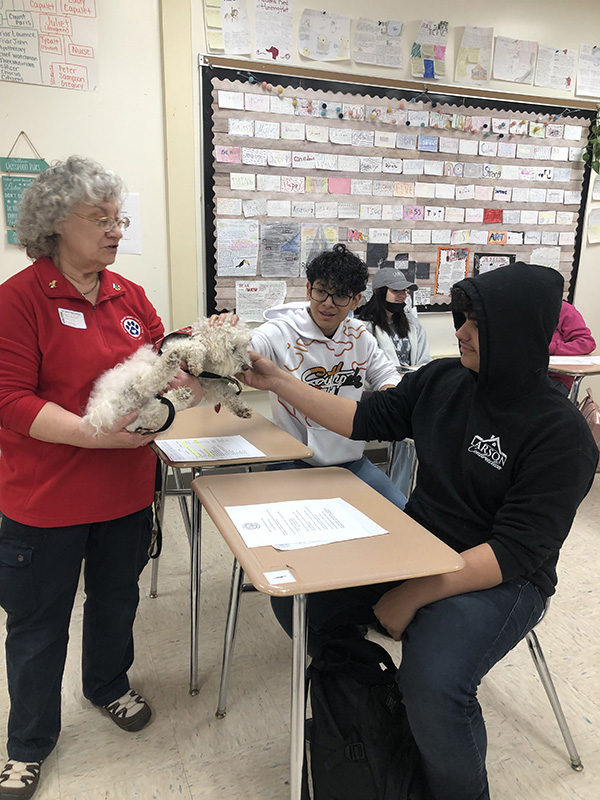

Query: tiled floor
[[1, 475, 598, 799]]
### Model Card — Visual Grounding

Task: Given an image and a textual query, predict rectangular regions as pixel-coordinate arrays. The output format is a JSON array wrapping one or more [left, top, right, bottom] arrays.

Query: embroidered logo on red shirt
[[121, 317, 142, 338]]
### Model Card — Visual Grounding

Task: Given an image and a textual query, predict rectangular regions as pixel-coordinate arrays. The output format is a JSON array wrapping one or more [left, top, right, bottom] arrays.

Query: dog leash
[[134, 395, 177, 435]]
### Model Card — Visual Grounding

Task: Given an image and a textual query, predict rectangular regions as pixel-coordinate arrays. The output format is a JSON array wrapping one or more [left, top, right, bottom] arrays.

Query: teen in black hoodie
[[241, 263, 598, 800]]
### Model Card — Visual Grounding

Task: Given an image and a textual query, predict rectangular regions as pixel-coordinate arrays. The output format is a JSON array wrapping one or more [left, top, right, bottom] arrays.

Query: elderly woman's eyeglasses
[[71, 212, 131, 232], [309, 286, 354, 307]]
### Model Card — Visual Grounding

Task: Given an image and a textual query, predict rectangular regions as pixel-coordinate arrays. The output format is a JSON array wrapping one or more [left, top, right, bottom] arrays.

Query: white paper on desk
[[549, 356, 600, 366], [225, 497, 388, 549], [156, 436, 265, 463]]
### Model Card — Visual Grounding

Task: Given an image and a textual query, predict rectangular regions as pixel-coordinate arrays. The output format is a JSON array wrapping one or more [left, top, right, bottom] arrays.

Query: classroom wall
[[0, 0, 171, 324], [1, 0, 599, 374], [189, 0, 600, 367]]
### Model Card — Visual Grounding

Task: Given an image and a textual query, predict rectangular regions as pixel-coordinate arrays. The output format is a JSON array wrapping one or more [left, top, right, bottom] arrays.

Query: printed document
[[225, 497, 388, 549], [156, 436, 265, 462]]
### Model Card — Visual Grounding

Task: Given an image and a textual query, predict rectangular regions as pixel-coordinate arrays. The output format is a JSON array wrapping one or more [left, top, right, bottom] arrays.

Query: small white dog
[[83, 317, 253, 435]]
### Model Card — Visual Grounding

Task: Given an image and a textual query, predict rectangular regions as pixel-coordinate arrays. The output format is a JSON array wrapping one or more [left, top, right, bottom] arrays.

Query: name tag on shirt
[[58, 308, 87, 329]]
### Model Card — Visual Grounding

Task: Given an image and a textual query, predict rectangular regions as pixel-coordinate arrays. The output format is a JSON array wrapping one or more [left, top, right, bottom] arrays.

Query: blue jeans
[[267, 454, 408, 510], [271, 576, 545, 800], [0, 507, 153, 761]]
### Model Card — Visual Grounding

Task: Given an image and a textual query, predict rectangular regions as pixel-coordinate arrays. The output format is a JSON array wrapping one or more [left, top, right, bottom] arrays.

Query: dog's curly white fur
[[83, 318, 253, 434]]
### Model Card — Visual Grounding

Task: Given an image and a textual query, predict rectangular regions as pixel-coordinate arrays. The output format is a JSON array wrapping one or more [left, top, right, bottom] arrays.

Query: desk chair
[[387, 443, 583, 771], [525, 605, 583, 770]]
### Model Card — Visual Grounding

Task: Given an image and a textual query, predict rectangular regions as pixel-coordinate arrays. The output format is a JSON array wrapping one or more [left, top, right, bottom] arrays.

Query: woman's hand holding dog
[[80, 412, 160, 448], [29, 402, 158, 449]]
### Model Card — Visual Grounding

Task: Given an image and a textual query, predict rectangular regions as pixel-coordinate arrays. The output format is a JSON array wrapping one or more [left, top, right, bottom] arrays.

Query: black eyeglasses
[[309, 286, 354, 308]]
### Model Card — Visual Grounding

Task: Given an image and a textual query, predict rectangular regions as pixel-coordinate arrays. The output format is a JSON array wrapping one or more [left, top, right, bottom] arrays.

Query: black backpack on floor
[[303, 637, 426, 800]]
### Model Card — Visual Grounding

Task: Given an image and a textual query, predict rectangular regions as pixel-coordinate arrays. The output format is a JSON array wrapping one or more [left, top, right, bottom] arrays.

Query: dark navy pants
[[0, 507, 153, 762], [272, 576, 545, 800]]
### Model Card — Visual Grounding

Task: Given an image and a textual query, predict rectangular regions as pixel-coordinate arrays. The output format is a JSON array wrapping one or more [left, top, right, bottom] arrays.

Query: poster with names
[[0, 0, 98, 91]]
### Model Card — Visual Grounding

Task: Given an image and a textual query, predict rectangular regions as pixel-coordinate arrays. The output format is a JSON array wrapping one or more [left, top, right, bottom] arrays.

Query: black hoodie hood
[[452, 263, 563, 401]]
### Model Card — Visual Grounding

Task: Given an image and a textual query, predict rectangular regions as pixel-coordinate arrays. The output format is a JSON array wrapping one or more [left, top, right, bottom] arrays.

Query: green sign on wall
[[0, 157, 49, 174], [2, 175, 35, 230]]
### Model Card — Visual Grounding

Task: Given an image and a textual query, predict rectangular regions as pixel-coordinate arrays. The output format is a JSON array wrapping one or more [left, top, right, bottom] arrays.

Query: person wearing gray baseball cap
[[357, 268, 430, 371], [371, 267, 418, 294], [357, 267, 431, 496]]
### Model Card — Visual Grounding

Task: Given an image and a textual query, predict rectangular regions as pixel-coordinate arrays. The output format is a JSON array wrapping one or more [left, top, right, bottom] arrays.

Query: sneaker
[[0, 760, 42, 799], [102, 688, 152, 732]]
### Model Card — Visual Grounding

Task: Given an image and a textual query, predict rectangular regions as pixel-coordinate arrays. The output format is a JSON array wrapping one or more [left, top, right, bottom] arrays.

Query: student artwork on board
[[473, 253, 516, 275], [236, 280, 287, 321], [254, 0, 293, 62], [534, 46, 576, 92], [298, 9, 351, 61], [206, 68, 592, 311], [576, 44, 600, 98], [216, 219, 259, 276], [411, 20, 449, 79], [220, 0, 251, 55], [455, 27, 494, 84], [353, 18, 404, 68], [493, 37, 538, 84], [436, 248, 469, 295]]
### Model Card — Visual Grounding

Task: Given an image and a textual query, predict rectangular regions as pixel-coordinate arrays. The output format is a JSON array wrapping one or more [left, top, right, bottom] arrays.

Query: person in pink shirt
[[548, 301, 596, 395]]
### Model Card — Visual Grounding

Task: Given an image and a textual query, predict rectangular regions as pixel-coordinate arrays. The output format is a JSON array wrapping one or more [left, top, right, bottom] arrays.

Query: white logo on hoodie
[[468, 435, 507, 470]]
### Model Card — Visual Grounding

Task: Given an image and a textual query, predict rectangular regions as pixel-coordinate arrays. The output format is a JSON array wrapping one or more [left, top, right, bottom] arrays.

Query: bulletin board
[[200, 61, 595, 317]]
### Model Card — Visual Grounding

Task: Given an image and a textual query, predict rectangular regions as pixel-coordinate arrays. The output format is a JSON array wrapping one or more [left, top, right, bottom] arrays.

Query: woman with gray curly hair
[[0, 156, 198, 799]]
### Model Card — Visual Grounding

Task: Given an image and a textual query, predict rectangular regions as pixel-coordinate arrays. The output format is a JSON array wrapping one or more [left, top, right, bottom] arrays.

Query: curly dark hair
[[356, 287, 409, 339], [305, 243, 369, 297]]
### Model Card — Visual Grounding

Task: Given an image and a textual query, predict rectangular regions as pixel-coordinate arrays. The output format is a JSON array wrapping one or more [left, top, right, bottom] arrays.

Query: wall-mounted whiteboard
[[201, 62, 594, 316]]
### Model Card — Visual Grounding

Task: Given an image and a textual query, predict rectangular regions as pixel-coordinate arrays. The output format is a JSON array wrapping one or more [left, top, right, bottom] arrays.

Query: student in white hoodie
[[250, 243, 407, 508]]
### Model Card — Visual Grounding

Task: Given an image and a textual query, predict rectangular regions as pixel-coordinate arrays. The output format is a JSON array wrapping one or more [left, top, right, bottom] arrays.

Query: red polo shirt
[[0, 258, 164, 526]]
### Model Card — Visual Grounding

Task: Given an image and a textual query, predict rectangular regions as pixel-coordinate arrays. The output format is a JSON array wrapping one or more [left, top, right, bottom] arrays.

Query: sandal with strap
[[0, 760, 42, 799], [101, 688, 152, 732]]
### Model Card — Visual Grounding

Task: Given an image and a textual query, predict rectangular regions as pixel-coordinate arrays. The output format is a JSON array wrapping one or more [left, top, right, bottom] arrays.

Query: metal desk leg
[[150, 460, 169, 599], [568, 375, 583, 405], [216, 558, 245, 718], [189, 481, 202, 696], [290, 594, 308, 800], [173, 466, 192, 546]]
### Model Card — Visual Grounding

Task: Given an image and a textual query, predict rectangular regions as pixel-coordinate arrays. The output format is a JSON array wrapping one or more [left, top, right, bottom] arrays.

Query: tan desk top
[[153, 405, 313, 468], [548, 362, 600, 377], [192, 467, 465, 596]]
